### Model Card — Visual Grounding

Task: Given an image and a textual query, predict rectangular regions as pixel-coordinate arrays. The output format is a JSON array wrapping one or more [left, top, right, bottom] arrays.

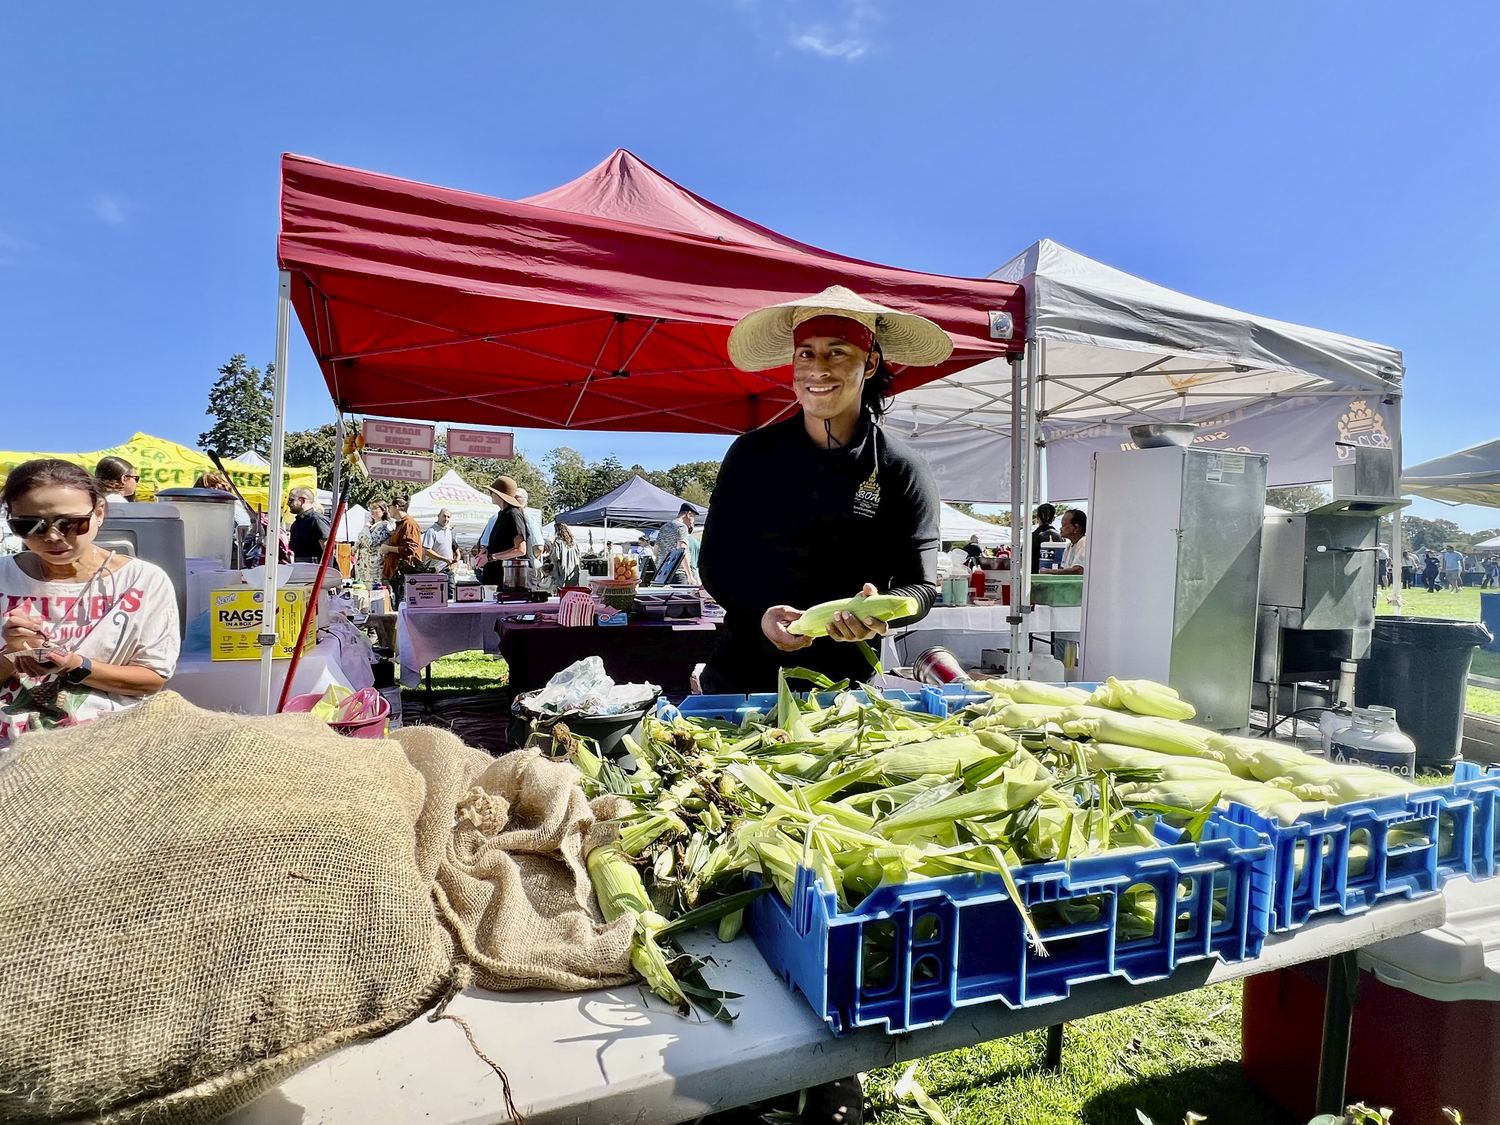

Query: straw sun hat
[[487, 475, 523, 507], [727, 285, 954, 372]]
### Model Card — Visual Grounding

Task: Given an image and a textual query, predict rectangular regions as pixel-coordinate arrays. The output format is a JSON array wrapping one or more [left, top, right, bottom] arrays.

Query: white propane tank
[[1319, 705, 1354, 757], [1328, 705, 1418, 780]]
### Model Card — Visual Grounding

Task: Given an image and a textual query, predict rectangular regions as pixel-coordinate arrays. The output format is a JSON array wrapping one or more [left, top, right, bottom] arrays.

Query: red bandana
[[793, 314, 875, 353]]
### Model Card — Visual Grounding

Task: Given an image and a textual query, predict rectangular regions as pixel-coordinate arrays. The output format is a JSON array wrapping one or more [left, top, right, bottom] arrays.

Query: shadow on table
[[1079, 1060, 1297, 1125]]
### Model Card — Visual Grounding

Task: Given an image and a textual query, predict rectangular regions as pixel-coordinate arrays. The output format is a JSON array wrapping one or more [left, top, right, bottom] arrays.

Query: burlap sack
[[396, 725, 635, 992], [0, 692, 453, 1125], [0, 692, 635, 1125]]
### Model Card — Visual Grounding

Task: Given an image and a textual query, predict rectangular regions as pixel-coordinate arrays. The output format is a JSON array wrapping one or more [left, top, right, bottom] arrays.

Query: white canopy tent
[[1402, 437, 1500, 509], [890, 238, 1405, 677], [940, 504, 1010, 547], [407, 470, 501, 547]]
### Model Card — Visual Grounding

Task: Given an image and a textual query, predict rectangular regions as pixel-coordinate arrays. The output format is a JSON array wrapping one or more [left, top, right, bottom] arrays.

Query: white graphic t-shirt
[[0, 554, 181, 747]]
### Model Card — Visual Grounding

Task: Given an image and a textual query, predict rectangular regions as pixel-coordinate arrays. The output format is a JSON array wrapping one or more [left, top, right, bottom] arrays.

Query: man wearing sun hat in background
[[698, 284, 951, 1123]]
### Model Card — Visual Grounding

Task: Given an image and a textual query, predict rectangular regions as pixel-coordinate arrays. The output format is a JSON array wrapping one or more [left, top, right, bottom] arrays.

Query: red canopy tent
[[277, 149, 1025, 434], [256, 150, 1026, 711]]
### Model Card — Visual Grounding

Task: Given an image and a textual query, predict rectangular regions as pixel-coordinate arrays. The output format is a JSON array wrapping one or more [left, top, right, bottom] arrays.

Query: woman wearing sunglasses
[[0, 459, 179, 748]]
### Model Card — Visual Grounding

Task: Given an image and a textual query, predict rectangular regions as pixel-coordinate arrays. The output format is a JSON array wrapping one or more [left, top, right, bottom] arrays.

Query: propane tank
[[1328, 705, 1417, 780]]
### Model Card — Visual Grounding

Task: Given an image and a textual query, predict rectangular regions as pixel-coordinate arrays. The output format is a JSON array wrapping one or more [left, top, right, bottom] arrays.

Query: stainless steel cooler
[[1082, 446, 1269, 730]]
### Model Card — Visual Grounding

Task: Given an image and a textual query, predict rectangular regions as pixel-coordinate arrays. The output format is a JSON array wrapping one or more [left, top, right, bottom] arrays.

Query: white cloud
[[789, 1, 881, 62], [92, 194, 127, 225], [792, 26, 870, 59]]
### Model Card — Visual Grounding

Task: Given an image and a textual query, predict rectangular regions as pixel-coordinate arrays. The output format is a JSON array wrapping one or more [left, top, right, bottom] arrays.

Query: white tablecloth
[[166, 635, 364, 713], [399, 601, 559, 686], [882, 603, 1082, 668]]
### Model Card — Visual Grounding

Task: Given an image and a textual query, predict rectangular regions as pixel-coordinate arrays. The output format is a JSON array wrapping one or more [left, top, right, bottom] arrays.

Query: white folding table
[[224, 895, 1443, 1125]]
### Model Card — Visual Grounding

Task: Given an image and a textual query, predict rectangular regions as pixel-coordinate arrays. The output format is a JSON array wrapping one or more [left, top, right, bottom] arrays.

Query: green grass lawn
[[1376, 585, 1500, 714], [865, 982, 1292, 1125], [399, 649, 508, 705]]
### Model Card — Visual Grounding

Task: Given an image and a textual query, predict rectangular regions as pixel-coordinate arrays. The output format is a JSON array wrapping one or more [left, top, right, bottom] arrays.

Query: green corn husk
[[786, 592, 920, 637], [1004, 680, 1091, 706], [1206, 733, 1315, 781], [974, 702, 1069, 731], [1088, 676, 1198, 720], [1267, 759, 1416, 803], [870, 735, 997, 779], [1120, 777, 1328, 825], [1077, 741, 1232, 780], [586, 844, 689, 1011], [1063, 712, 1218, 758]]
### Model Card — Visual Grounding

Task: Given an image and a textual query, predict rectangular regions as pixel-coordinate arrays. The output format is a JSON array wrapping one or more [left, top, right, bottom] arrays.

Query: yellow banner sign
[[0, 433, 318, 513]]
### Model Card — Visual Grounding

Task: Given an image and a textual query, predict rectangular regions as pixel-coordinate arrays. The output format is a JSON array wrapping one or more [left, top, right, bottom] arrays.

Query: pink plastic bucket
[[283, 690, 390, 739]]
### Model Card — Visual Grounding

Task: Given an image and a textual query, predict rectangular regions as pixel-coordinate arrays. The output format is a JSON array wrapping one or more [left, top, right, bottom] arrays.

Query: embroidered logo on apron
[[852, 470, 881, 518]]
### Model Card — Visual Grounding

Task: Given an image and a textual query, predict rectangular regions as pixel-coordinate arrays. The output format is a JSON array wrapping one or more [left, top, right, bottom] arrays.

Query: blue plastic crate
[[745, 814, 1272, 1035], [1208, 760, 1500, 932], [919, 681, 1103, 718], [675, 688, 923, 725]]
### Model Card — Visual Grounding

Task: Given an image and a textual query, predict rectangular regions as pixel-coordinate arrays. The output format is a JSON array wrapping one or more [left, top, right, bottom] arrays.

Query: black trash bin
[[1357, 616, 1494, 766]]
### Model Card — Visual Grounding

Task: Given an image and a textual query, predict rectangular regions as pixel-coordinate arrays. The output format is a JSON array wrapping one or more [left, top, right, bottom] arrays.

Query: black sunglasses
[[7, 514, 95, 539]]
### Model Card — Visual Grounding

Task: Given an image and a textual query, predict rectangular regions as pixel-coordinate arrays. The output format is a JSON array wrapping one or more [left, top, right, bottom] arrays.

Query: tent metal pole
[[1390, 393, 1404, 577], [330, 413, 344, 528], [257, 270, 293, 715], [1008, 346, 1032, 680]]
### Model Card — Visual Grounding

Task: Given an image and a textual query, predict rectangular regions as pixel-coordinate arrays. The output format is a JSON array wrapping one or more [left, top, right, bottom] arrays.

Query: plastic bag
[[517, 656, 659, 717]]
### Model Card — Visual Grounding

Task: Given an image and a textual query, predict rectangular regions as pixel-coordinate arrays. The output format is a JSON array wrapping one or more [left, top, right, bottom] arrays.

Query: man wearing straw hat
[[699, 286, 945, 692], [700, 286, 948, 1124]]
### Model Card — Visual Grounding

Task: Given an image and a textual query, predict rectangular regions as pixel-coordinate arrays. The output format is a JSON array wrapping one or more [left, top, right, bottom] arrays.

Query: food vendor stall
[[193, 149, 1456, 1125]]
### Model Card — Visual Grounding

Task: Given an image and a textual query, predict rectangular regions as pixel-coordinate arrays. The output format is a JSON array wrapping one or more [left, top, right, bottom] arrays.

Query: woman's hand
[[826, 582, 890, 643], [2, 610, 48, 655], [761, 606, 813, 652]]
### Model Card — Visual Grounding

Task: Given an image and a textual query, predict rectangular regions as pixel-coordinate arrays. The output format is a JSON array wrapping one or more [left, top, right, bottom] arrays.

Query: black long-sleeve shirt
[[698, 411, 939, 692]]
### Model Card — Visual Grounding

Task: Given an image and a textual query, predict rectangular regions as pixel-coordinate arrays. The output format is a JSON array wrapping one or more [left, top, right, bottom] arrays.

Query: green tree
[[545, 448, 591, 513], [679, 479, 711, 508], [200, 355, 274, 456], [1266, 485, 1329, 513]]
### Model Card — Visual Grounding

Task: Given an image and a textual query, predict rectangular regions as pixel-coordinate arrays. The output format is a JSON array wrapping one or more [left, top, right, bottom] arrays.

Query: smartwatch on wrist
[[63, 655, 93, 684]]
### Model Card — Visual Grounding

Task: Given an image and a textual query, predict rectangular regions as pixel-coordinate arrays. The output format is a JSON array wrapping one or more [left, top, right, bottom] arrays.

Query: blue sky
[[3, 2, 1497, 529]]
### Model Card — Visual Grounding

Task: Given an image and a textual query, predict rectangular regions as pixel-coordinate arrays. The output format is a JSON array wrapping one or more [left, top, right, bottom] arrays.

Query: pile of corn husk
[[570, 671, 1421, 1016], [571, 669, 1198, 1016]]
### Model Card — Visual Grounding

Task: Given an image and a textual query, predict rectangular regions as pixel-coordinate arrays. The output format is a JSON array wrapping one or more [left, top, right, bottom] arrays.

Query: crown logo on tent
[[1336, 399, 1390, 454]]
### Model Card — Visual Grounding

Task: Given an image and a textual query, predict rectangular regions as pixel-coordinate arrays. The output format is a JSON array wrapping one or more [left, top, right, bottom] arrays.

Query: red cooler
[[1243, 878, 1500, 1122]]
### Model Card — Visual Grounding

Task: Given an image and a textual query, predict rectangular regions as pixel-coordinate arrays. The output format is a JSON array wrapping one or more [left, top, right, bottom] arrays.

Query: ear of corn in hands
[[787, 592, 920, 637], [576, 670, 1418, 1015]]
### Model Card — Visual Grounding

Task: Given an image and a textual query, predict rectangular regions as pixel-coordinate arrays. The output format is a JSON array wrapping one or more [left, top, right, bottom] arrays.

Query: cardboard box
[[210, 586, 313, 661], [404, 573, 448, 608]]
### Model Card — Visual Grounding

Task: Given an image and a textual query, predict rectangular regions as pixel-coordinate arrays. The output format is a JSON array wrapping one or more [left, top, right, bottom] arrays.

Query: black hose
[[1256, 705, 1337, 738]]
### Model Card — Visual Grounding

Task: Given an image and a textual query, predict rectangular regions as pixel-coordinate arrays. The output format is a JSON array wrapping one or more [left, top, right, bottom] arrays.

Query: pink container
[[283, 690, 390, 739]]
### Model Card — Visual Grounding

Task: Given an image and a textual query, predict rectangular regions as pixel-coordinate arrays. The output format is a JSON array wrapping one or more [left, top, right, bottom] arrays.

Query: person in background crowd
[[1045, 509, 1088, 574], [286, 487, 331, 563], [516, 488, 547, 592], [1442, 543, 1465, 592], [1402, 549, 1419, 589], [421, 508, 456, 573], [1422, 549, 1440, 593], [1030, 503, 1058, 574], [548, 522, 581, 590], [654, 503, 697, 584], [194, 471, 252, 529], [1484, 554, 1500, 589], [0, 459, 179, 748], [354, 499, 395, 590], [479, 476, 529, 587], [634, 535, 652, 556], [963, 534, 984, 565], [1376, 544, 1391, 589], [379, 496, 426, 604], [685, 524, 702, 584], [95, 456, 140, 504]]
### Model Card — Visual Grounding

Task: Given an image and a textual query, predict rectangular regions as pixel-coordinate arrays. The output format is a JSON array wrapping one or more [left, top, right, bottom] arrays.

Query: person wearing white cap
[[698, 286, 948, 694]]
